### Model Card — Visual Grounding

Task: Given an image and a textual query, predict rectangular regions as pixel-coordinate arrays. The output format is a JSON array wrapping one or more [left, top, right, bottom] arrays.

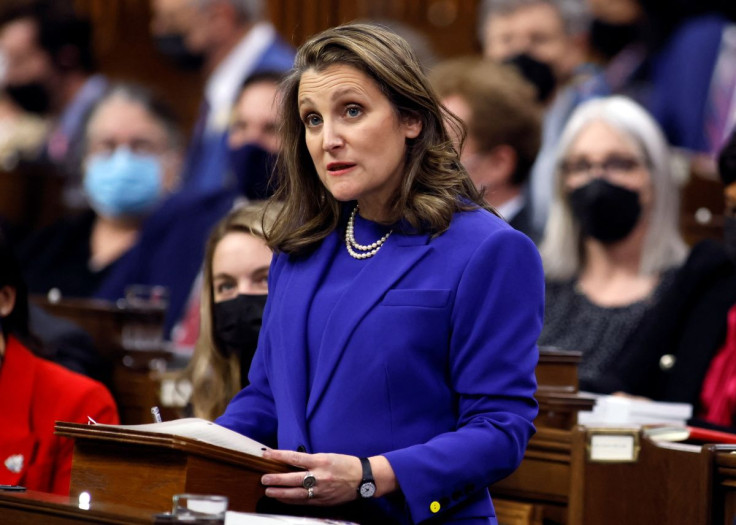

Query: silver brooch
[[4, 454, 24, 473]]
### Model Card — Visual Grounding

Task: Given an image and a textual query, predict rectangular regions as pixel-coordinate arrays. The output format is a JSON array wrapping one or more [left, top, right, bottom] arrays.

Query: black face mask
[[569, 178, 641, 244], [228, 142, 277, 200], [4, 82, 51, 115], [153, 33, 205, 70], [589, 19, 640, 60], [724, 216, 736, 262], [213, 294, 267, 385], [503, 53, 557, 104]]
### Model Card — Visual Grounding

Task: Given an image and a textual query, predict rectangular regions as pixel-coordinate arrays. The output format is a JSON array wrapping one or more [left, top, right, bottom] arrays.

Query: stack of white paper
[[577, 394, 693, 427]]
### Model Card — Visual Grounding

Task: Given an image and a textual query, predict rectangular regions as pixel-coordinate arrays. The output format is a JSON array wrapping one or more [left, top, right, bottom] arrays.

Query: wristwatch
[[357, 457, 376, 498]]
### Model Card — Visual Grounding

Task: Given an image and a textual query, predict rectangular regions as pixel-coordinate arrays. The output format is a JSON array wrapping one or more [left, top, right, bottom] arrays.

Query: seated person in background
[[226, 71, 283, 200], [97, 73, 284, 340], [181, 202, 279, 420], [0, 231, 118, 495], [538, 96, 688, 392], [0, 0, 108, 207], [604, 127, 736, 425], [430, 57, 543, 242], [478, 0, 595, 233], [18, 83, 183, 298]]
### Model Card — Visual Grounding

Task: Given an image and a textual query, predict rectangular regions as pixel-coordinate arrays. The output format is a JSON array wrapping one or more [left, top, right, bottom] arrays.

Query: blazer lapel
[[306, 232, 432, 419], [274, 233, 339, 439]]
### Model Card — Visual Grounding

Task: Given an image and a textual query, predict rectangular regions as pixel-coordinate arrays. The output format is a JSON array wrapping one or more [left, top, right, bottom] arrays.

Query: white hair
[[539, 96, 688, 279], [477, 0, 590, 45]]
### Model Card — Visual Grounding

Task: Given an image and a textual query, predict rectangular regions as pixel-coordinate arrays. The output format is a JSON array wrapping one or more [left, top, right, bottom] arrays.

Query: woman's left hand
[[261, 449, 362, 506]]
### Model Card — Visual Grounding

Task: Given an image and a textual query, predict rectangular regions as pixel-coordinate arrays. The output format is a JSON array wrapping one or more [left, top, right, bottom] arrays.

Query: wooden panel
[[0, 490, 153, 524], [537, 349, 581, 394], [577, 436, 710, 525], [0, 163, 64, 234], [215, 0, 481, 58], [681, 163, 725, 246], [709, 444, 736, 525], [70, 440, 188, 513], [60, 423, 292, 515], [73, 0, 203, 131], [491, 428, 574, 505], [494, 498, 544, 525]]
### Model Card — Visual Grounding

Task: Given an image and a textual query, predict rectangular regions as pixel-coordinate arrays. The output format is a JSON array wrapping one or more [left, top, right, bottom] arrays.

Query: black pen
[[0, 485, 26, 491]]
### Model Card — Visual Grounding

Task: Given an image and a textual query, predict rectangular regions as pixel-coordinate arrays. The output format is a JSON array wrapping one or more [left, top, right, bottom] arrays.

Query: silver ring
[[302, 472, 316, 489], [307, 487, 314, 499]]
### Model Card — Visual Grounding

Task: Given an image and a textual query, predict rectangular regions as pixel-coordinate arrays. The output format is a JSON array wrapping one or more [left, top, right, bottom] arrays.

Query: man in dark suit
[[431, 57, 543, 243], [150, 0, 294, 195]]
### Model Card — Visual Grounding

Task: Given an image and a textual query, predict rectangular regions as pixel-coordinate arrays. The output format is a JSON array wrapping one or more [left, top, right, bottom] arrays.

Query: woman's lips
[[326, 162, 356, 176]]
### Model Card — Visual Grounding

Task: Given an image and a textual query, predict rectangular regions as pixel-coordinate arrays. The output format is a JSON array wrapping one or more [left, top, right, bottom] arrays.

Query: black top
[[539, 268, 676, 393], [605, 240, 736, 407], [17, 209, 124, 298]]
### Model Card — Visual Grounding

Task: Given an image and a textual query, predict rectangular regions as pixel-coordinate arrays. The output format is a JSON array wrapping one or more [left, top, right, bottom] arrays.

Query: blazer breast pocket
[[381, 289, 451, 308]]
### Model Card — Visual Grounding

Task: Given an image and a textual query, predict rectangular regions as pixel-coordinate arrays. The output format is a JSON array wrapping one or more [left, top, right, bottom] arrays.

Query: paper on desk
[[225, 511, 357, 524], [95, 418, 269, 457], [577, 393, 693, 427]]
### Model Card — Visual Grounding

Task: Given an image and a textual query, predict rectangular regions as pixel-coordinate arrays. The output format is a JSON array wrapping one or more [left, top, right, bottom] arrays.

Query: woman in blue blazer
[[216, 23, 544, 524]]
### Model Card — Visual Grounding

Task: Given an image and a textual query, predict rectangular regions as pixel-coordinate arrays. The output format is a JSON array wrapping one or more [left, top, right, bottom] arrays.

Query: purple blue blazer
[[217, 208, 544, 524]]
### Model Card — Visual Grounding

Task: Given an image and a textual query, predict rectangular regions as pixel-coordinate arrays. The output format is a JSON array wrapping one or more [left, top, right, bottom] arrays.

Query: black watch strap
[[358, 457, 376, 498]]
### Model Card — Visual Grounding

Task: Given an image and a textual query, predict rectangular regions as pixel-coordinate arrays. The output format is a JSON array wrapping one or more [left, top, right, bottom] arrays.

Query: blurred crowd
[[2, 0, 736, 494]]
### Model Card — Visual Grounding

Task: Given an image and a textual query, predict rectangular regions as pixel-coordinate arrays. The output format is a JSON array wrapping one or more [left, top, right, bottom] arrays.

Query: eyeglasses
[[559, 155, 644, 177]]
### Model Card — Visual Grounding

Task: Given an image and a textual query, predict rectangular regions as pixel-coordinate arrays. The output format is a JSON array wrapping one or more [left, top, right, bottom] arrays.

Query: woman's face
[[211, 231, 271, 303], [297, 64, 422, 220], [86, 97, 180, 191], [562, 120, 652, 206]]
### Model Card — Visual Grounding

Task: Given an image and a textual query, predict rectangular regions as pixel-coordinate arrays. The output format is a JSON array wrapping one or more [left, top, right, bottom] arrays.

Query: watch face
[[360, 481, 376, 498]]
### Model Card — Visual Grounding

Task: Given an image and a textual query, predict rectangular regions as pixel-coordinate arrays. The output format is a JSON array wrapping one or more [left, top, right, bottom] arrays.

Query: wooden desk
[[0, 489, 155, 524], [571, 431, 710, 525], [707, 444, 736, 525], [492, 349, 713, 525], [492, 426, 720, 525], [56, 422, 290, 515]]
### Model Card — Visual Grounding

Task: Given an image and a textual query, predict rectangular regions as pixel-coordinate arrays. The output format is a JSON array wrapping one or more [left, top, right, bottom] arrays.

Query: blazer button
[[659, 354, 676, 371], [297, 445, 306, 452]]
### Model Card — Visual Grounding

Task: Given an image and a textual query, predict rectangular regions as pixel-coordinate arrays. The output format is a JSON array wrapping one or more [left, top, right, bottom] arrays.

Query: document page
[[95, 418, 269, 457]]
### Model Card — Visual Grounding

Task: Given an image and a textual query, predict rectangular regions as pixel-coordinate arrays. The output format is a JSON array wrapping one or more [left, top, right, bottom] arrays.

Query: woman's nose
[[322, 121, 344, 151]]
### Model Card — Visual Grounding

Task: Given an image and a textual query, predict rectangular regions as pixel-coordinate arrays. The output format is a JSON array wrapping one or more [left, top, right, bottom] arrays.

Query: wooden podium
[[55, 422, 291, 514]]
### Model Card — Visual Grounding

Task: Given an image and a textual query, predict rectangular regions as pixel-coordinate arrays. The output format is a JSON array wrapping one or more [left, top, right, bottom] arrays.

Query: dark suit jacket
[[217, 208, 544, 524], [180, 35, 295, 195], [604, 240, 736, 406], [508, 201, 541, 245]]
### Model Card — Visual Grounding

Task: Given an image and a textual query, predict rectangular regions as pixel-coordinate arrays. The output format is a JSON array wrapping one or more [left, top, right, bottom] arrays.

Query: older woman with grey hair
[[538, 95, 687, 392]]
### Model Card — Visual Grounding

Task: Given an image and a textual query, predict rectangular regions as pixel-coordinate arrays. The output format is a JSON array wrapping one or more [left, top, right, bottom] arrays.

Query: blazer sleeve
[[383, 227, 544, 523]]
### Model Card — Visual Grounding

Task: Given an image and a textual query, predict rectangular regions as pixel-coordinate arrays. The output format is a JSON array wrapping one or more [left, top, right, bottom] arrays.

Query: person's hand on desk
[[261, 449, 398, 505]]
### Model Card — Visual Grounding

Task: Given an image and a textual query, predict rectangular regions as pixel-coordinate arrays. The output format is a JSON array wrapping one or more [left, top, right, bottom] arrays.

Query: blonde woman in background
[[183, 202, 280, 420]]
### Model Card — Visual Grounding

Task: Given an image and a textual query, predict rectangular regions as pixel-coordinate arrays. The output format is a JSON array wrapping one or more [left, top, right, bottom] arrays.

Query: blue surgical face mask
[[84, 148, 163, 219]]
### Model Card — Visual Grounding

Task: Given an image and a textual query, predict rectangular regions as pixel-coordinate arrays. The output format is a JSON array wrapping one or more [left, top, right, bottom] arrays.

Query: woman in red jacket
[[0, 232, 119, 495]]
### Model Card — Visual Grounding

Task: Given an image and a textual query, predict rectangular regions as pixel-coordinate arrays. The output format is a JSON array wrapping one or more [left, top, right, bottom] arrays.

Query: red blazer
[[0, 336, 119, 495]]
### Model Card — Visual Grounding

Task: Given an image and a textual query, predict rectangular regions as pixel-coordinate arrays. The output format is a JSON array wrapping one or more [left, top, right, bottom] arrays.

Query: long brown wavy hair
[[266, 23, 493, 254], [182, 201, 280, 420]]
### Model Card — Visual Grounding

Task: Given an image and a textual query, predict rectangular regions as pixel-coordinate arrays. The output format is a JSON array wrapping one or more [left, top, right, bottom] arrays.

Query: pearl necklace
[[345, 205, 392, 259]]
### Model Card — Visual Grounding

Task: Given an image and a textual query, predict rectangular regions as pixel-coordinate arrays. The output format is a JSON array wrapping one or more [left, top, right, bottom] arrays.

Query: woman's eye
[[216, 282, 235, 294], [346, 106, 362, 118], [304, 114, 322, 127]]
